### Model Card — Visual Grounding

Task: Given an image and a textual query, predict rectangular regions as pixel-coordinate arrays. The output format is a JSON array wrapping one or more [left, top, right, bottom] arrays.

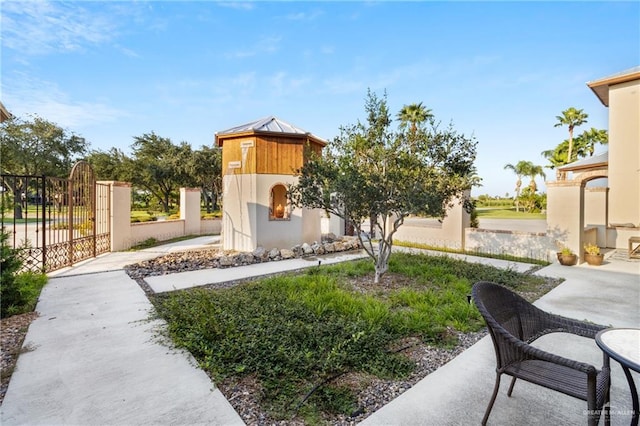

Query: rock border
[[125, 234, 363, 280]]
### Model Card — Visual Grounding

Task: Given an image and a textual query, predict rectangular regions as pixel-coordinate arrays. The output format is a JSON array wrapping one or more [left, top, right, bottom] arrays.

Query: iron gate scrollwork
[[1, 161, 111, 273]]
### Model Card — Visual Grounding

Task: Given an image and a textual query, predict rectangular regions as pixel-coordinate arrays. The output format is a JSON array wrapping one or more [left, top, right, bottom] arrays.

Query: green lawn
[[153, 252, 557, 424], [476, 208, 546, 220], [0, 217, 45, 224], [130, 209, 221, 222]]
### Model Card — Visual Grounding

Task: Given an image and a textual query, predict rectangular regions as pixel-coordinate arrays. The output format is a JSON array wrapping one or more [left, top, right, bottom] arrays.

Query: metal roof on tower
[[215, 116, 327, 146]]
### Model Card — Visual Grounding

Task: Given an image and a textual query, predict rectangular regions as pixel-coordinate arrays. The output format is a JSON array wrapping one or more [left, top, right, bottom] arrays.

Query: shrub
[[0, 228, 47, 318]]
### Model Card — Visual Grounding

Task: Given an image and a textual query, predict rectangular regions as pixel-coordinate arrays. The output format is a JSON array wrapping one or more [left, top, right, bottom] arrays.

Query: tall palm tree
[[554, 107, 588, 164], [397, 102, 433, 135], [577, 127, 608, 157]]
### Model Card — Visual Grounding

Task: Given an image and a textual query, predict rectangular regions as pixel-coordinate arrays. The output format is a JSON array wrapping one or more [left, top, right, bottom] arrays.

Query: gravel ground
[[0, 312, 38, 405]]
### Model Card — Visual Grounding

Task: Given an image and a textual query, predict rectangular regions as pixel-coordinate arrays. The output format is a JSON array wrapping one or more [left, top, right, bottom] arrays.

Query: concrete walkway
[[1, 236, 245, 426], [1, 238, 638, 425]]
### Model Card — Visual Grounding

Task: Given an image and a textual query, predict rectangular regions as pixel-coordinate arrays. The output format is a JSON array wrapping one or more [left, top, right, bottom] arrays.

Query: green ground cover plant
[[127, 234, 215, 251], [153, 252, 553, 423]]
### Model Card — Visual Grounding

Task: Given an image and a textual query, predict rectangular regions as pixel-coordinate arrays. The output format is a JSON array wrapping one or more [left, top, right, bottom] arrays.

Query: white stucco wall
[[222, 173, 258, 252], [180, 187, 202, 236], [221, 173, 322, 251], [255, 174, 300, 250]]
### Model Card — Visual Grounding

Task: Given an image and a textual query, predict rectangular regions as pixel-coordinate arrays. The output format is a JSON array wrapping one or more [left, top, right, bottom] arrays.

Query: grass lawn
[[476, 208, 546, 220], [153, 252, 557, 424], [130, 209, 221, 222], [0, 217, 44, 224]]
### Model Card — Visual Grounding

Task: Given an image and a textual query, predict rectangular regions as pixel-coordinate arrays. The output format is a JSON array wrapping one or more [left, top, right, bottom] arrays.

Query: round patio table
[[596, 328, 640, 426]]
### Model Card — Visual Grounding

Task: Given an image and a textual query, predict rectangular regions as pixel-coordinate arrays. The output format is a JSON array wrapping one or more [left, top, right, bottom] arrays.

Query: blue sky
[[2, 1, 638, 197]]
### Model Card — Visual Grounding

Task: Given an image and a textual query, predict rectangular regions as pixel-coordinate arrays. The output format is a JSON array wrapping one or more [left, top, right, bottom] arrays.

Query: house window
[[269, 184, 289, 220]]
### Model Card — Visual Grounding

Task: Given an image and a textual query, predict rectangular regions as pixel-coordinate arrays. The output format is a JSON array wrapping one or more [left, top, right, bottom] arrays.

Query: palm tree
[[504, 160, 545, 211], [554, 107, 588, 164], [526, 163, 546, 192], [504, 161, 526, 211], [577, 127, 608, 157], [397, 102, 433, 136]]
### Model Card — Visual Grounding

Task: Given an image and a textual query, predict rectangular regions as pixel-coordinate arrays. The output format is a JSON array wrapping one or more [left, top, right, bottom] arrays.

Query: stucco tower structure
[[215, 116, 326, 252]]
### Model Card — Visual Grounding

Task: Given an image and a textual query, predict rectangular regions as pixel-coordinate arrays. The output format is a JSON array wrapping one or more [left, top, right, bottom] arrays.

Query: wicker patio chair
[[472, 281, 610, 426]]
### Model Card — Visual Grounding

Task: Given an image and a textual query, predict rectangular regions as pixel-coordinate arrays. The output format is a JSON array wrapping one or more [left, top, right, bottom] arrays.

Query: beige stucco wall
[[546, 182, 584, 261], [465, 229, 555, 261], [98, 181, 131, 252], [201, 219, 222, 235], [608, 79, 640, 226], [392, 195, 470, 250], [130, 220, 186, 246], [584, 187, 608, 247]]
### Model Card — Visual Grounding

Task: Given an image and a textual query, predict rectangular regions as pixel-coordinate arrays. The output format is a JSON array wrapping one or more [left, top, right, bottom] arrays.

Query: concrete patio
[[362, 257, 640, 425], [1, 240, 638, 425]]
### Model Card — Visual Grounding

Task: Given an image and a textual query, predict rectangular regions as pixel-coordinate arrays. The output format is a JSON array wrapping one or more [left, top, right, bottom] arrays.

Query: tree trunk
[[162, 194, 170, 213], [203, 191, 212, 213], [374, 237, 392, 284], [13, 190, 23, 219], [567, 127, 574, 164], [369, 214, 377, 238]]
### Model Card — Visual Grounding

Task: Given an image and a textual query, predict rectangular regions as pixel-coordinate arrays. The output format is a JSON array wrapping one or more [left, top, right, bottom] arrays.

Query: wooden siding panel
[[220, 137, 256, 175], [256, 136, 305, 175], [221, 134, 323, 176]]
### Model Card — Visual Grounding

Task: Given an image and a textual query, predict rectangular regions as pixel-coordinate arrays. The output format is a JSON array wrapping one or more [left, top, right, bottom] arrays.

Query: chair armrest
[[511, 333, 599, 375], [537, 309, 608, 339], [527, 307, 608, 342]]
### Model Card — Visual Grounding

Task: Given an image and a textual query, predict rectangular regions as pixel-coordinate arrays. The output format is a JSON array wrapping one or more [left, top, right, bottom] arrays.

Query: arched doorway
[[269, 183, 289, 220], [546, 159, 608, 263]]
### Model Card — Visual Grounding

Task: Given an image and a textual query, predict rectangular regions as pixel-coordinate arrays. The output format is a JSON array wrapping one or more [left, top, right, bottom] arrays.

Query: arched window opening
[[269, 184, 289, 220]]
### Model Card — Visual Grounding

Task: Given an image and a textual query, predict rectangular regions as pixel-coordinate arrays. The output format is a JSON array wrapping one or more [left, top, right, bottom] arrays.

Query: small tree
[[290, 90, 478, 283]]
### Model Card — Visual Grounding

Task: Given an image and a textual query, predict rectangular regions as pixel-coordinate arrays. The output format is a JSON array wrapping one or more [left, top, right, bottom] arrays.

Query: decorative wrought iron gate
[[1, 161, 111, 273]]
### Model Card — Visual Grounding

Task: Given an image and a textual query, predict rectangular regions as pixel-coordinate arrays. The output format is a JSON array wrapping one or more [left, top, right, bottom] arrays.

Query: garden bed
[[131, 252, 560, 425]]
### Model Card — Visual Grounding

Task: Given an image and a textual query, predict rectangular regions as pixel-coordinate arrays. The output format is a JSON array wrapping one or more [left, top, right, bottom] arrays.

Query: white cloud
[[284, 10, 324, 21], [2, 72, 126, 130], [217, 2, 255, 11], [226, 35, 282, 58], [267, 72, 311, 97], [322, 76, 365, 95], [1, 1, 119, 55]]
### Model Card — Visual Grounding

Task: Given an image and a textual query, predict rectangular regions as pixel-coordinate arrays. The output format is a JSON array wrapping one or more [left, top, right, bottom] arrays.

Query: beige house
[[546, 67, 640, 261], [215, 117, 326, 252]]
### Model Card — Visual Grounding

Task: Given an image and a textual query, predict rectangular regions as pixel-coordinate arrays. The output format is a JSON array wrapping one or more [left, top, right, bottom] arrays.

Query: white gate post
[[98, 181, 132, 251]]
